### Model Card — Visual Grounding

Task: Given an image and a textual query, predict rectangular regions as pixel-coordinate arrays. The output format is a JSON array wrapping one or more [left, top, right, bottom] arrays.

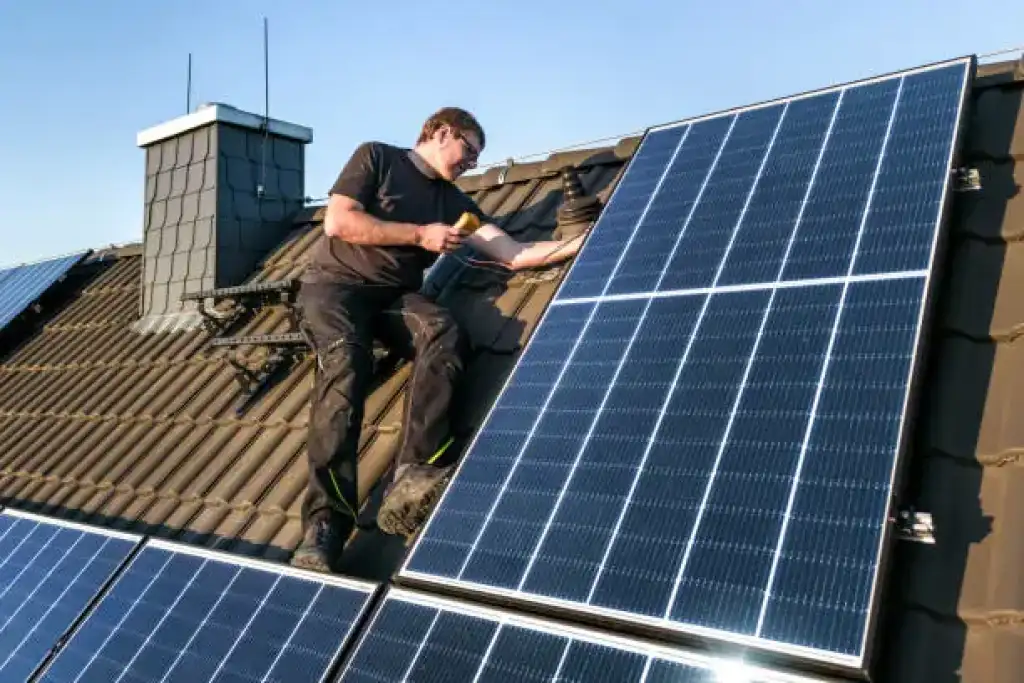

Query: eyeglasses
[[453, 130, 481, 163]]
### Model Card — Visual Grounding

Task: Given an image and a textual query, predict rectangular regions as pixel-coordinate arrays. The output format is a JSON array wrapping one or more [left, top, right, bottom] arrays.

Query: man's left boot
[[376, 463, 453, 538]]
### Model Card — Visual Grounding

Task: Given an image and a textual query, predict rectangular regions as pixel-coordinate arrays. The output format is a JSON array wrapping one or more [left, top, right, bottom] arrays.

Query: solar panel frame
[[0, 508, 143, 683], [398, 55, 975, 677], [35, 538, 380, 683], [0, 250, 89, 332], [335, 587, 837, 683]]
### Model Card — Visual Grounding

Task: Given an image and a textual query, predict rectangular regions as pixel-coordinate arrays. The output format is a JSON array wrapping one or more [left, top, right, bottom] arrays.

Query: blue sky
[[0, 0, 1021, 267]]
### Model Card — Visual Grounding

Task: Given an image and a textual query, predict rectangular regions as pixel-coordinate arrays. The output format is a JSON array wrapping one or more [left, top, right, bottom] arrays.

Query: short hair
[[417, 107, 486, 149]]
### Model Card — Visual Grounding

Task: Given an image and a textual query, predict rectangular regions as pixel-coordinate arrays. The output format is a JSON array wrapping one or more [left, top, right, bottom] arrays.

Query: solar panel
[[336, 588, 825, 683], [0, 251, 88, 331], [400, 57, 973, 674], [37, 540, 376, 683], [0, 509, 140, 683]]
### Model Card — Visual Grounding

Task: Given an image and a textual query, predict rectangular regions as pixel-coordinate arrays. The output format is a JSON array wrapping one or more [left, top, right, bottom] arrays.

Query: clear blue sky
[[1, 0, 1021, 267]]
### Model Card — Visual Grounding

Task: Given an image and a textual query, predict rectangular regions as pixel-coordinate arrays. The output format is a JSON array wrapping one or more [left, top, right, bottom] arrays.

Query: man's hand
[[416, 223, 466, 253]]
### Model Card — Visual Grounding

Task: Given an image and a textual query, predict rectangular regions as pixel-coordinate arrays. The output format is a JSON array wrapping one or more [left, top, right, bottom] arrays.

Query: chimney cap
[[136, 103, 313, 147]]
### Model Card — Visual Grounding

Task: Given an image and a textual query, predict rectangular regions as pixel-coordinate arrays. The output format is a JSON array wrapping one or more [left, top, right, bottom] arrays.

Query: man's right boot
[[290, 515, 351, 573]]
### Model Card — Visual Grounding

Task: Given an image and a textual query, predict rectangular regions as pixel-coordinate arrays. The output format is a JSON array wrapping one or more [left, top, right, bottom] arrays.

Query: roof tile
[[960, 625, 1024, 683], [953, 160, 1024, 241], [943, 240, 1024, 340], [966, 83, 1024, 160], [926, 337, 1024, 463], [882, 610, 1024, 683], [901, 457, 1024, 620]]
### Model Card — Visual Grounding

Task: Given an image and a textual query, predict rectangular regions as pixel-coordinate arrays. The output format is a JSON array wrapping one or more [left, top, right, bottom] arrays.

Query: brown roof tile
[[943, 240, 1024, 340], [882, 611, 1024, 683], [925, 337, 1024, 463], [953, 160, 1024, 241], [965, 80, 1024, 160], [900, 457, 1024, 619]]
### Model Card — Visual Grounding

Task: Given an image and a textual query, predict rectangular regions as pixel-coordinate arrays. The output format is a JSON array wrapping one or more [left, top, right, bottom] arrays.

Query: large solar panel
[[0, 250, 88, 331], [37, 540, 377, 683], [0, 509, 140, 683], [400, 57, 973, 674], [337, 588, 825, 683]]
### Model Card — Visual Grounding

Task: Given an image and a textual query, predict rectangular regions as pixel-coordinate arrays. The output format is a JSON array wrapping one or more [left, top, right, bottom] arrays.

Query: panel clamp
[[892, 506, 935, 544], [953, 166, 982, 192]]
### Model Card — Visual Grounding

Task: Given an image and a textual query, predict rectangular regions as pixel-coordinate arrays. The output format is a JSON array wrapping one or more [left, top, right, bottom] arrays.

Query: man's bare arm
[[323, 194, 421, 246], [466, 224, 587, 271]]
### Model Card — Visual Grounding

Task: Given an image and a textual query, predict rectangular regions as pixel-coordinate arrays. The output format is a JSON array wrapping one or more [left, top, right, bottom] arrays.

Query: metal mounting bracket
[[953, 166, 982, 192], [893, 506, 936, 544], [196, 304, 243, 336]]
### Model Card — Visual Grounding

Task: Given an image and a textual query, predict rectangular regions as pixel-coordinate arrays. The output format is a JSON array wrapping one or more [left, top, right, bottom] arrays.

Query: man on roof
[[292, 107, 588, 573]]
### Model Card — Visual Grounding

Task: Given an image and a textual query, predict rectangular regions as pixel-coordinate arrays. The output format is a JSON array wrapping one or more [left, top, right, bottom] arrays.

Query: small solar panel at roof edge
[[0, 250, 88, 331], [0, 509, 140, 683], [37, 540, 376, 683], [335, 588, 830, 683], [399, 56, 973, 675]]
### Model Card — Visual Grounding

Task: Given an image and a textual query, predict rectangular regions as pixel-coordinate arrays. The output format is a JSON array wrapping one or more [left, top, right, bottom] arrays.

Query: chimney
[[555, 166, 600, 239], [133, 103, 312, 331]]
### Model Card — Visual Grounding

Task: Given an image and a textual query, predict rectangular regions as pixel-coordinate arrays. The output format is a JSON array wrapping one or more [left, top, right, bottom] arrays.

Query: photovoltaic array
[[0, 251, 88, 332], [400, 57, 972, 672]]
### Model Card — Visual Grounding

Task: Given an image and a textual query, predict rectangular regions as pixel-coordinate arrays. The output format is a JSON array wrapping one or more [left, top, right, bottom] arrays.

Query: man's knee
[[420, 313, 467, 367], [314, 341, 375, 410]]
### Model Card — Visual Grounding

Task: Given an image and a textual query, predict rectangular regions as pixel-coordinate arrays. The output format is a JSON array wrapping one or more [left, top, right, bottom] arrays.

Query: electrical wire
[[471, 130, 647, 171], [978, 45, 1024, 60]]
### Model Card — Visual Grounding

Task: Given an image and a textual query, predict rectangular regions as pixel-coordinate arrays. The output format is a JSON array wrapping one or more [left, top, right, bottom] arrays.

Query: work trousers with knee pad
[[296, 281, 467, 529]]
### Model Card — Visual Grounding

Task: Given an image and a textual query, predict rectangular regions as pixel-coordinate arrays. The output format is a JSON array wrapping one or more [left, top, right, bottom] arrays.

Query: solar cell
[[37, 540, 376, 683], [336, 588, 825, 683], [0, 251, 88, 332], [400, 57, 973, 674], [0, 509, 140, 683]]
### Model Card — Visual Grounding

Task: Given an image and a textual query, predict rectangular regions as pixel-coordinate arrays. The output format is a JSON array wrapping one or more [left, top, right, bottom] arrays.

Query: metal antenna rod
[[186, 53, 192, 113], [263, 17, 269, 128], [258, 17, 270, 198]]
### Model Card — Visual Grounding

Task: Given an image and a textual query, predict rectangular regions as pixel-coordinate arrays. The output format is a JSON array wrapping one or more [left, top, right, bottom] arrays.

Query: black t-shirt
[[303, 141, 487, 291]]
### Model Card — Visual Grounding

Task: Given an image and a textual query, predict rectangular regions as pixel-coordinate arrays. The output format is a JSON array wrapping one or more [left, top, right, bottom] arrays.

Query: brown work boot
[[377, 464, 453, 538], [290, 514, 352, 573]]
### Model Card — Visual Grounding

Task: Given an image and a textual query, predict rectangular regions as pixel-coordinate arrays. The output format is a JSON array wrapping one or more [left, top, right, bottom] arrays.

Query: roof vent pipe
[[555, 166, 600, 239]]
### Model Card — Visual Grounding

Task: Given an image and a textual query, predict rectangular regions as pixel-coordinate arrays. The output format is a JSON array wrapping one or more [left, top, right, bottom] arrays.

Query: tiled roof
[[1, 58, 1022, 681]]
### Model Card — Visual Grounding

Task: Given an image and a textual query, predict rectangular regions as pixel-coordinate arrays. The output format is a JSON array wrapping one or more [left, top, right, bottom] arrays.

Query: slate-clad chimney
[[134, 103, 312, 330]]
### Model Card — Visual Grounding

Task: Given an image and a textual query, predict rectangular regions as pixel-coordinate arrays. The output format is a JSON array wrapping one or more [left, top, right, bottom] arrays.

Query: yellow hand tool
[[453, 212, 482, 233]]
